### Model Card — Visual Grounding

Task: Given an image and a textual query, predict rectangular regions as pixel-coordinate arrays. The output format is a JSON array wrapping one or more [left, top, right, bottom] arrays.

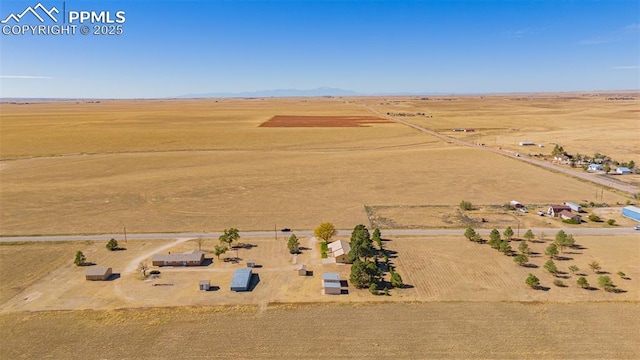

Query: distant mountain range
[[177, 87, 364, 98]]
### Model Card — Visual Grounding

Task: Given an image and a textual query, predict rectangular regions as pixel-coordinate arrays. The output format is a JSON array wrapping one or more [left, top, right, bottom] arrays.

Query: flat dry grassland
[[364, 92, 640, 161], [1, 95, 636, 235], [1, 301, 639, 359]]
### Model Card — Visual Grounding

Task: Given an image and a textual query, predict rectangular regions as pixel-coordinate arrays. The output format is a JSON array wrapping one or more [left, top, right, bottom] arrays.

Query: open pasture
[[361, 92, 640, 161], [1, 301, 639, 359], [0, 95, 636, 236]]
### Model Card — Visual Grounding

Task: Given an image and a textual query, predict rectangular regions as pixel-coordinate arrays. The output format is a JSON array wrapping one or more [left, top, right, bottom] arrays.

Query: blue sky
[[0, 0, 638, 98]]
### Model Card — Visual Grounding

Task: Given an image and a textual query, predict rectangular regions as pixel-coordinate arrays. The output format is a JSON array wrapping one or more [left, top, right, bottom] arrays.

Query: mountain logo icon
[[1, 3, 59, 24]]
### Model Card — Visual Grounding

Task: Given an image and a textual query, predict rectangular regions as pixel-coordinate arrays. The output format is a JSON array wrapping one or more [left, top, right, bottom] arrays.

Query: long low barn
[[230, 268, 253, 292], [622, 205, 640, 222], [151, 250, 205, 267]]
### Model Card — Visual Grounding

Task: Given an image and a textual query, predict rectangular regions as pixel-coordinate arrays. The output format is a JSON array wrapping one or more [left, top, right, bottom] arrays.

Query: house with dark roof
[[547, 205, 572, 217], [559, 210, 581, 222], [151, 250, 205, 267]]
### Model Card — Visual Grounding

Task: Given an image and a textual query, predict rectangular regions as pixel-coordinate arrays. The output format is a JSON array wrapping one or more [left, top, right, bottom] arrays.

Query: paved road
[[1, 227, 637, 242], [364, 105, 638, 195]]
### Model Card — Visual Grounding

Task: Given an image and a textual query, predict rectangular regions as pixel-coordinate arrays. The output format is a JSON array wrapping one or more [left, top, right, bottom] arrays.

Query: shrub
[[459, 200, 474, 211], [577, 276, 589, 289], [606, 219, 616, 226], [526, 274, 540, 288], [320, 242, 329, 259], [562, 218, 581, 225], [553, 279, 566, 287], [588, 213, 602, 222]]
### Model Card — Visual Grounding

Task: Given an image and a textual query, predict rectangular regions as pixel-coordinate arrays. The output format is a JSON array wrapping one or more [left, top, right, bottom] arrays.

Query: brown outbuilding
[[85, 267, 112, 281]]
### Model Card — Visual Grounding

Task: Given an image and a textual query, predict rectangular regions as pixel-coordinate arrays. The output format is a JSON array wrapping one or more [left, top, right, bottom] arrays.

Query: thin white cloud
[[0, 75, 53, 79], [580, 23, 640, 45], [624, 23, 640, 31], [612, 65, 640, 70]]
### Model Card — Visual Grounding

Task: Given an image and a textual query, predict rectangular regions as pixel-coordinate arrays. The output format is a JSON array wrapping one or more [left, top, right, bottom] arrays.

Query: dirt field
[[260, 114, 391, 127], [1, 301, 639, 359]]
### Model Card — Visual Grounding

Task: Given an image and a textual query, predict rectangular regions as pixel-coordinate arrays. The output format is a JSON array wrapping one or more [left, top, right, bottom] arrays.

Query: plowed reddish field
[[260, 115, 391, 127]]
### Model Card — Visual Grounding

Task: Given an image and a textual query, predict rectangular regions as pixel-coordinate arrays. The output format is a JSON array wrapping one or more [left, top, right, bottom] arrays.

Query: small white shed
[[199, 280, 210, 291], [297, 264, 307, 276]]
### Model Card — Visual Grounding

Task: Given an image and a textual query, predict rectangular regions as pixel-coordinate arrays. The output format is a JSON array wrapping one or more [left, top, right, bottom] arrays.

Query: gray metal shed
[[230, 268, 253, 292]]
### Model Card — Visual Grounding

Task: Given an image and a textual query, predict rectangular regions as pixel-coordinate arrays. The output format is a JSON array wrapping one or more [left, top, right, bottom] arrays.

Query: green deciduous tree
[[545, 243, 559, 259], [287, 234, 300, 254], [617, 271, 627, 279], [219, 228, 240, 248], [518, 241, 531, 255], [106, 238, 118, 251], [598, 275, 615, 292], [544, 259, 558, 276], [390, 271, 404, 288], [464, 226, 477, 241], [577, 276, 589, 289], [523, 229, 535, 242], [589, 261, 601, 274], [514, 254, 528, 266], [526, 274, 540, 288], [214, 245, 227, 260], [606, 219, 616, 226], [314, 222, 337, 243], [554, 230, 575, 253], [74, 251, 86, 266], [369, 283, 378, 295]]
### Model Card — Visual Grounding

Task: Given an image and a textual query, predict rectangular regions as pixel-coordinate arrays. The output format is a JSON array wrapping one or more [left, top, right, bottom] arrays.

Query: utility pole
[[275, 224, 277, 241], [124, 226, 127, 244]]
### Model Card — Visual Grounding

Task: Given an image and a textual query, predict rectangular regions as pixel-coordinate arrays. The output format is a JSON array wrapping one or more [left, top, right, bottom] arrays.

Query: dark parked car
[[281, 228, 291, 232]]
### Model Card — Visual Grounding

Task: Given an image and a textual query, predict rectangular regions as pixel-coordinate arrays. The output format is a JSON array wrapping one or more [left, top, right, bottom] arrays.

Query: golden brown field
[[1, 301, 639, 359], [1, 95, 636, 235], [1, 94, 638, 359]]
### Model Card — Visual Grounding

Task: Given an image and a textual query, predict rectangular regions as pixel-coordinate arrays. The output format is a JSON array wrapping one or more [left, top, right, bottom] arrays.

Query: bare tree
[[137, 262, 149, 277], [195, 236, 205, 251]]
